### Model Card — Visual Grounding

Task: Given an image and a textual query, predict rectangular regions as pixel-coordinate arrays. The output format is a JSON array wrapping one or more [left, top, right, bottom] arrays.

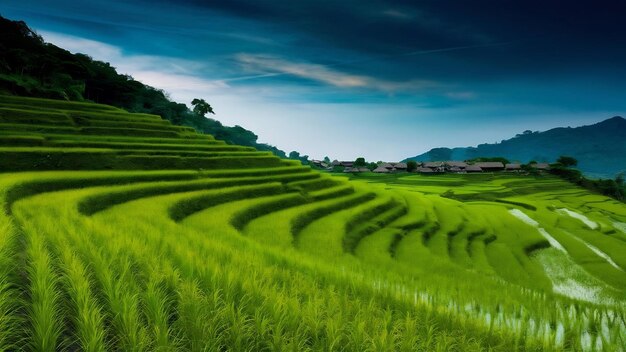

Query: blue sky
[[1, 0, 625, 161]]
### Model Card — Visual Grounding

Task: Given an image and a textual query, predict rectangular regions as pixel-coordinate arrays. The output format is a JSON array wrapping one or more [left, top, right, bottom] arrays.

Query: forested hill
[[404, 116, 626, 178], [0, 15, 292, 159]]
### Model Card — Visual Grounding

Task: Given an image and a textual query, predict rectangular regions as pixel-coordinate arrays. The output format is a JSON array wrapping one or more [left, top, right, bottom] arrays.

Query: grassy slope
[[0, 95, 625, 350]]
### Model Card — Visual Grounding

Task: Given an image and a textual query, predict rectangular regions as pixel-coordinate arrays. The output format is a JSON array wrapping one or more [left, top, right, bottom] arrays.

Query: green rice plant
[[169, 183, 288, 221], [22, 222, 63, 351], [0, 95, 123, 113], [0, 134, 45, 146], [80, 126, 181, 138], [344, 197, 406, 253], [49, 140, 248, 151], [0, 217, 20, 351], [46, 133, 219, 145], [72, 117, 191, 132], [0, 107, 73, 125], [291, 191, 376, 239], [3, 96, 626, 351], [142, 277, 176, 351], [56, 247, 107, 352], [0, 123, 79, 134], [82, 172, 316, 216]]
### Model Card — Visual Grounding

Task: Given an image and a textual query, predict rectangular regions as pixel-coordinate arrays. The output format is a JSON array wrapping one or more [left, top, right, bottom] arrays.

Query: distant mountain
[[404, 116, 626, 178]]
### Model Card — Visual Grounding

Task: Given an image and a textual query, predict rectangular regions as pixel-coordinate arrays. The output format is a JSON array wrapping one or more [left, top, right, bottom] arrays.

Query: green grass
[[0, 95, 625, 350]]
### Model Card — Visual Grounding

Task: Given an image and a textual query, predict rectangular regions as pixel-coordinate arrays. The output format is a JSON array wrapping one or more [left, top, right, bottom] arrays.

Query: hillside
[[404, 116, 626, 178], [0, 95, 625, 350], [0, 15, 296, 159]]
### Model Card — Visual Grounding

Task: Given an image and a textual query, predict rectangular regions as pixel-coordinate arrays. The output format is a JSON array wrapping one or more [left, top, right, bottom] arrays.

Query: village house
[[465, 165, 483, 172], [473, 162, 505, 171], [422, 161, 445, 172], [393, 162, 408, 171], [311, 160, 329, 168], [505, 163, 521, 172], [373, 166, 390, 173], [445, 161, 468, 169]]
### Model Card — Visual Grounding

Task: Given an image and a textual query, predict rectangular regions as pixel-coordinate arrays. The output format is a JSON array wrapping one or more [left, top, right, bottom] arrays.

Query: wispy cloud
[[233, 54, 439, 92], [38, 31, 228, 104]]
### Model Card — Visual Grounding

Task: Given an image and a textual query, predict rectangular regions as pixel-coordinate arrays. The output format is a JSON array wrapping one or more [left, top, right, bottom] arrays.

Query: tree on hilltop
[[191, 98, 215, 116], [557, 156, 577, 168], [354, 157, 366, 167]]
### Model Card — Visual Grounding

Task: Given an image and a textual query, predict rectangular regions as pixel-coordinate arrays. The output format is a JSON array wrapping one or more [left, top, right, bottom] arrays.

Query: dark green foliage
[[550, 163, 625, 201], [287, 150, 309, 165], [0, 15, 290, 158], [556, 155, 577, 167], [190, 98, 214, 116], [354, 157, 366, 167], [406, 160, 417, 172]]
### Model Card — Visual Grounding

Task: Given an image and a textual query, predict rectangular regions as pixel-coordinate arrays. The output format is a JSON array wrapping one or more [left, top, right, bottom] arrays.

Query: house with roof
[[465, 165, 483, 172], [505, 163, 521, 172], [422, 161, 444, 172], [473, 162, 505, 171], [445, 161, 468, 169], [373, 166, 390, 173], [393, 162, 408, 171], [448, 166, 463, 173]]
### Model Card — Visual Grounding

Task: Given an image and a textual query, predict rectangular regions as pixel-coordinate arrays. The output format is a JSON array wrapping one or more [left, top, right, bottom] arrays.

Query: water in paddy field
[[557, 208, 598, 229], [614, 222, 626, 234], [535, 248, 617, 305], [508, 209, 566, 252]]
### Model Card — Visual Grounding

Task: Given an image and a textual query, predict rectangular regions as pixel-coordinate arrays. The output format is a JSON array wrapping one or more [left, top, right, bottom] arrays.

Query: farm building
[[505, 163, 521, 171], [394, 162, 408, 170], [474, 162, 505, 171], [445, 161, 467, 169], [465, 165, 483, 172], [423, 161, 443, 169], [373, 166, 390, 173], [416, 167, 435, 173], [448, 166, 463, 173]]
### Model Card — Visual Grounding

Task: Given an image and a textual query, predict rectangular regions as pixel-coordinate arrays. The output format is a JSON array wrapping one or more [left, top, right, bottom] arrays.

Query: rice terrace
[[0, 94, 624, 351], [2, 2, 626, 351]]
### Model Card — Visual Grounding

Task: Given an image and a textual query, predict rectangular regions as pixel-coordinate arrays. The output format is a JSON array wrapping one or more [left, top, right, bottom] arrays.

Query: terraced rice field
[[0, 95, 625, 351]]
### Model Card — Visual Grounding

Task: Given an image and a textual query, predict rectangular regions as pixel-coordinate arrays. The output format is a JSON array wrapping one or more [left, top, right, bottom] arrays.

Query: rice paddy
[[1, 95, 625, 350]]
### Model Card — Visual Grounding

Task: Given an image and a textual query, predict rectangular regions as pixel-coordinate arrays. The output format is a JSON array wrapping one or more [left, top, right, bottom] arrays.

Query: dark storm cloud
[[168, 0, 626, 71]]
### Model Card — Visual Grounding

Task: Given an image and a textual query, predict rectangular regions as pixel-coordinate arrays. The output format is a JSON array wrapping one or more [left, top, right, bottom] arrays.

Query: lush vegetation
[[0, 15, 295, 159], [549, 157, 626, 202], [0, 95, 625, 350], [405, 116, 626, 178]]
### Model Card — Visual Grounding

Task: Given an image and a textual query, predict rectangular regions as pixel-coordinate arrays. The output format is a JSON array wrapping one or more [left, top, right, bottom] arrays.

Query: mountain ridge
[[404, 116, 626, 178]]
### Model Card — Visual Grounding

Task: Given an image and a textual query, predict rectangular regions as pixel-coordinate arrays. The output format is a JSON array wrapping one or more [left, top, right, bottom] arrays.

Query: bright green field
[[1, 95, 625, 351]]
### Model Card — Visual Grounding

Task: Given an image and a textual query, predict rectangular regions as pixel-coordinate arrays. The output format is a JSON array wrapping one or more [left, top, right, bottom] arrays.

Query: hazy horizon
[[1, 1, 625, 161]]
